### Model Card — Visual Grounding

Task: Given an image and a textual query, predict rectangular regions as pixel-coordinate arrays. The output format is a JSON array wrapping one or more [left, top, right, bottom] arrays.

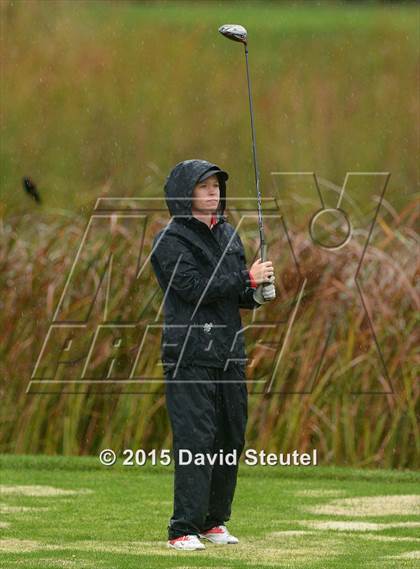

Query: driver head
[[218, 24, 247, 45]]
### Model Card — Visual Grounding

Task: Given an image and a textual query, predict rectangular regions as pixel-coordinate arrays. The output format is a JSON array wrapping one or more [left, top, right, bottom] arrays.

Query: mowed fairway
[[0, 455, 419, 568]]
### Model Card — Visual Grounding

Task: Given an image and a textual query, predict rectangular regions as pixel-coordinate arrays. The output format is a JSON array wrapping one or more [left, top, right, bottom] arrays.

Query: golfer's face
[[192, 175, 220, 213]]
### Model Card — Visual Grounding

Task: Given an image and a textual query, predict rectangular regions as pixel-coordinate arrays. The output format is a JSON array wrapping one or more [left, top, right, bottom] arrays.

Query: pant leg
[[165, 364, 218, 540], [201, 362, 248, 531]]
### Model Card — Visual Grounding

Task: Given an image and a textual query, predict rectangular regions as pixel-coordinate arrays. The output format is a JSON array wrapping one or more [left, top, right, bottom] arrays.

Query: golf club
[[218, 24, 276, 301]]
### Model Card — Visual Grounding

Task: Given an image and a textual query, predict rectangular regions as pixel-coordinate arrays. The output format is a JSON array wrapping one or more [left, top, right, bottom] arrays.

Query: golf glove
[[253, 275, 276, 304]]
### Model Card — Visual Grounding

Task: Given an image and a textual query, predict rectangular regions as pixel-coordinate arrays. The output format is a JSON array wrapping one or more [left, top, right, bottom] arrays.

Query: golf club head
[[218, 24, 247, 45]]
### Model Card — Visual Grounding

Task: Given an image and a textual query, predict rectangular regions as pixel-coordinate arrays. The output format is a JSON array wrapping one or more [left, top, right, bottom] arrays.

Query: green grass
[[1, 0, 418, 216], [1, 454, 420, 568], [87, 1, 419, 32]]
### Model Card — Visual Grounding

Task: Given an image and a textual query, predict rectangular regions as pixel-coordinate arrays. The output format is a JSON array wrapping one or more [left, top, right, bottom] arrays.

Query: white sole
[[167, 543, 205, 551], [199, 536, 238, 545]]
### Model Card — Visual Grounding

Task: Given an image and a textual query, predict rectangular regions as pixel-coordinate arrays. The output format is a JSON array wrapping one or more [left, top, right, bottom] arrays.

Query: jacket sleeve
[[150, 233, 252, 306], [236, 235, 262, 310]]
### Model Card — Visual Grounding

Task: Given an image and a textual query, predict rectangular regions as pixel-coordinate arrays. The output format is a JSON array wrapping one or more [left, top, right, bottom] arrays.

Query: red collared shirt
[[210, 214, 257, 289]]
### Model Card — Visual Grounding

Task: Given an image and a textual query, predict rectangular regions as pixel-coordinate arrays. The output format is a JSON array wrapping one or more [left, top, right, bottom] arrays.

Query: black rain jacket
[[150, 159, 261, 369]]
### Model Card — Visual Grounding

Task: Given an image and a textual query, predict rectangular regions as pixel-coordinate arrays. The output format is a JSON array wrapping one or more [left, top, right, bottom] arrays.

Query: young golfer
[[151, 159, 276, 550]]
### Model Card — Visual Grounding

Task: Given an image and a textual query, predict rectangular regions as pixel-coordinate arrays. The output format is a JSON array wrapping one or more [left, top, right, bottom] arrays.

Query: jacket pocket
[[162, 324, 192, 363]]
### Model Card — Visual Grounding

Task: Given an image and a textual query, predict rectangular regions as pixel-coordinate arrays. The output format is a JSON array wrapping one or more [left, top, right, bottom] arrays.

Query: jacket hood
[[164, 159, 228, 222]]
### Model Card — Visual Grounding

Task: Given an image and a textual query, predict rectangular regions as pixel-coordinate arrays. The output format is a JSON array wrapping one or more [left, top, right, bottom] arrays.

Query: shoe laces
[[172, 534, 198, 542], [205, 525, 228, 534]]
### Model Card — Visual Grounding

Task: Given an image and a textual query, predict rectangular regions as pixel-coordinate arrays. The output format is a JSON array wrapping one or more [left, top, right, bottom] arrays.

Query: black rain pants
[[164, 362, 248, 540]]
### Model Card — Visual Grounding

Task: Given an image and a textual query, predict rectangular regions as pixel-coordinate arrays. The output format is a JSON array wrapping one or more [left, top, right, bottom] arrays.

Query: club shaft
[[244, 45, 266, 262]]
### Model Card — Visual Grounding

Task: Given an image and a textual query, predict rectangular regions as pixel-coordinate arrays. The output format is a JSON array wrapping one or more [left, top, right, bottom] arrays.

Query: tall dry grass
[[1, 1, 418, 467], [0, 193, 418, 468]]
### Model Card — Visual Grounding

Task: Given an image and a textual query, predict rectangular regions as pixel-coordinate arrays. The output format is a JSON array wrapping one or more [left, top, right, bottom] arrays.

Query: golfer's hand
[[249, 258, 275, 285], [262, 276, 276, 300], [253, 280, 276, 305]]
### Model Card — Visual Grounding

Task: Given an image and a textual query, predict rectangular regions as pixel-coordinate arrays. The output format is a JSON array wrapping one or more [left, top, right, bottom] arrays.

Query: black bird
[[23, 176, 41, 204]]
